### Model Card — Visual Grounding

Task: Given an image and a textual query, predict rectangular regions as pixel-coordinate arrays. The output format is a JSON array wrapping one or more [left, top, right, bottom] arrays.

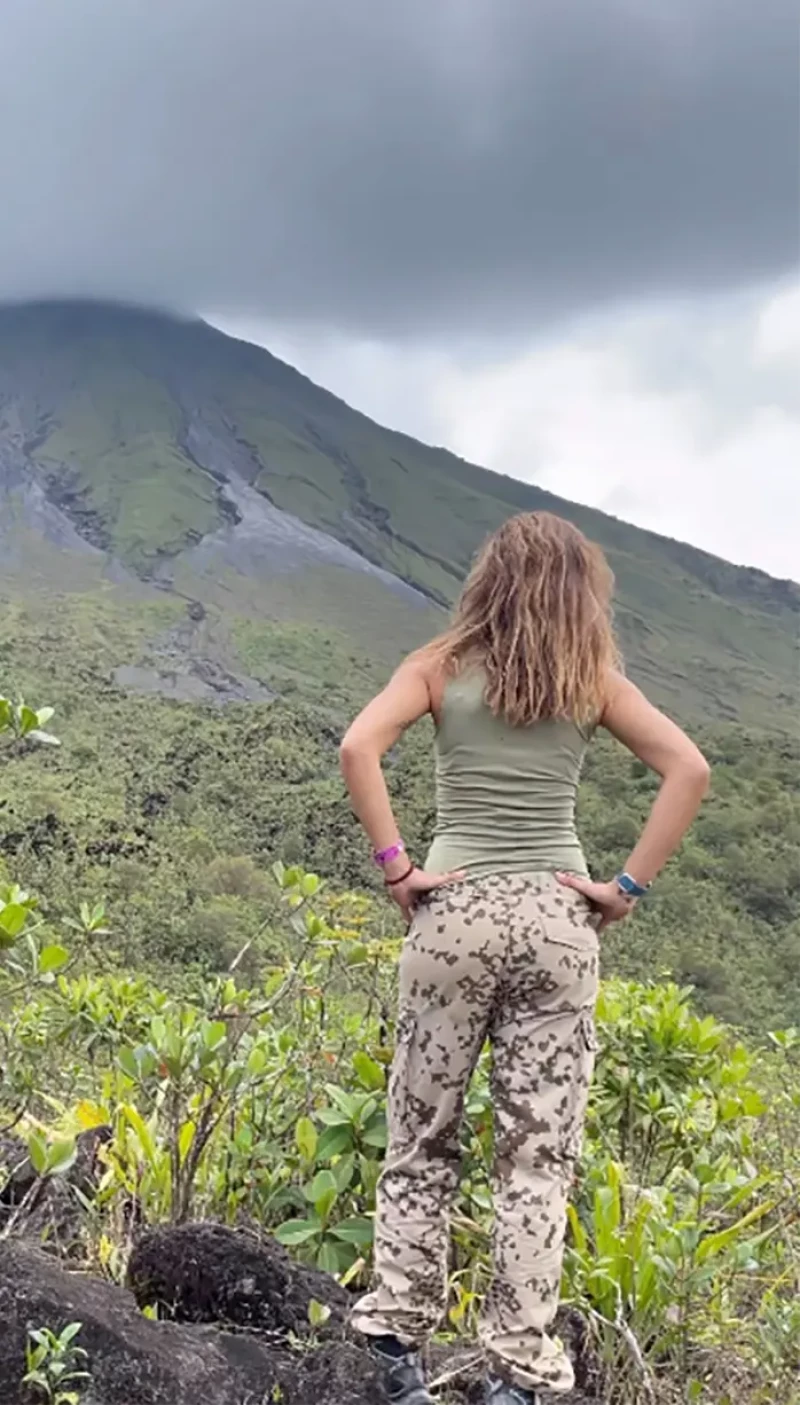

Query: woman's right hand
[[556, 872, 636, 932], [387, 866, 465, 924]]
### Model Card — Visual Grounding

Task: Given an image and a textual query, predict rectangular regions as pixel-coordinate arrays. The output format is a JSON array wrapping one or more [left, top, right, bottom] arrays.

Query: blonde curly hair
[[427, 511, 620, 726]]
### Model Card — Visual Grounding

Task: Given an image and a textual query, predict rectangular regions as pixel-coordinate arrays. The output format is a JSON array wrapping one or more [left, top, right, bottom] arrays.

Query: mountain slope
[[0, 299, 797, 732]]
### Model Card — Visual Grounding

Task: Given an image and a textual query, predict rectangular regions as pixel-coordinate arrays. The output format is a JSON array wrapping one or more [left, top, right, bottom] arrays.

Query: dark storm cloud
[[1, 0, 797, 337]]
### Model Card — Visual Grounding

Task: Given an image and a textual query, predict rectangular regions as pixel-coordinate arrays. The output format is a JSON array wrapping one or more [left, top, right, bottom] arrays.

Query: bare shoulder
[[378, 645, 444, 716], [601, 669, 642, 712], [406, 642, 450, 719], [600, 669, 673, 732]]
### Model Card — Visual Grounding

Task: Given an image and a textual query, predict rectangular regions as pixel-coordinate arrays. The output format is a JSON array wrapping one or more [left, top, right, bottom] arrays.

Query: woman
[[340, 512, 710, 1405]]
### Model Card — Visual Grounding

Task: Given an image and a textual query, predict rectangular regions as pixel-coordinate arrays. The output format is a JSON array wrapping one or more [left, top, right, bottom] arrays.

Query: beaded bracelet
[[384, 863, 415, 887]]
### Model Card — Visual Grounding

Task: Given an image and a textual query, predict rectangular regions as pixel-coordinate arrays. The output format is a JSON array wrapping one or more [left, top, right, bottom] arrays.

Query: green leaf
[[304, 1168, 338, 1220], [17, 704, 39, 736], [324, 1085, 362, 1119], [295, 1116, 318, 1162], [696, 1201, 776, 1264], [117, 1047, 139, 1081], [39, 944, 69, 974], [317, 1188, 338, 1220], [247, 1045, 268, 1077], [27, 1132, 48, 1176], [23, 1370, 49, 1390], [353, 1052, 385, 1092], [316, 1124, 353, 1160], [566, 1203, 588, 1255], [361, 1114, 387, 1150], [274, 1217, 321, 1246], [330, 1216, 375, 1246], [308, 1298, 332, 1328], [48, 1138, 78, 1176], [178, 1120, 196, 1164], [331, 1152, 356, 1193], [203, 1020, 228, 1051], [123, 1104, 157, 1165], [304, 1169, 337, 1205], [81, 900, 107, 932], [344, 941, 369, 967], [316, 1107, 350, 1128], [316, 1238, 342, 1274], [0, 903, 29, 940]]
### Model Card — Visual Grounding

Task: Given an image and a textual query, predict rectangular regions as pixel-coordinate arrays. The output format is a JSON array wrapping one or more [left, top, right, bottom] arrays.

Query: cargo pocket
[[544, 922, 600, 952], [542, 892, 602, 949], [540, 910, 600, 1010]]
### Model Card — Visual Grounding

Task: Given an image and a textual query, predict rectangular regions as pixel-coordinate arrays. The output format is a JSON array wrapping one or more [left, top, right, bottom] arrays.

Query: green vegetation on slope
[[0, 300, 797, 734], [1, 587, 799, 1031], [33, 363, 225, 569]]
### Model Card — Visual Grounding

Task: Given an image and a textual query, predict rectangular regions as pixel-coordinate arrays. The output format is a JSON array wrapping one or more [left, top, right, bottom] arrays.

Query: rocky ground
[[0, 1137, 600, 1404]]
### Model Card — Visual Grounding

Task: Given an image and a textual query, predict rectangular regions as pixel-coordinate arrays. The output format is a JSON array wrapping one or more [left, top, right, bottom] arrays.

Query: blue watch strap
[[616, 872, 650, 899]]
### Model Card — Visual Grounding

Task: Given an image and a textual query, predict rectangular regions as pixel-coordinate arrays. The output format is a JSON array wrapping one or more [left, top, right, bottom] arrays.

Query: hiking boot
[[485, 1376, 543, 1405], [368, 1336, 434, 1404]]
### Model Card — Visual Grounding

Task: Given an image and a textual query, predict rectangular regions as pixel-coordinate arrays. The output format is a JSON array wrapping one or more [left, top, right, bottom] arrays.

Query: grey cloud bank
[[0, 0, 797, 339]]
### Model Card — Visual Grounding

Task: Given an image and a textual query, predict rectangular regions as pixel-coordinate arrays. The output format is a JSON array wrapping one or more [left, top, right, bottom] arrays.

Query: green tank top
[[425, 671, 591, 880]]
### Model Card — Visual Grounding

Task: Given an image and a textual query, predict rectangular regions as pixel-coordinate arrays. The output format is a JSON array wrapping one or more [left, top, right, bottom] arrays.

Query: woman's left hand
[[556, 872, 636, 932], [387, 866, 465, 923]]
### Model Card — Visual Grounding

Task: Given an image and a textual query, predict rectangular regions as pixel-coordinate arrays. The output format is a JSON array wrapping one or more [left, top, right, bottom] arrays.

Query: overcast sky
[[2, 0, 798, 579]]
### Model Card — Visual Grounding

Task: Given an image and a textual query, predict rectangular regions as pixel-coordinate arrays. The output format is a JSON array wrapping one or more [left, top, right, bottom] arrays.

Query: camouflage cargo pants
[[352, 873, 599, 1393]]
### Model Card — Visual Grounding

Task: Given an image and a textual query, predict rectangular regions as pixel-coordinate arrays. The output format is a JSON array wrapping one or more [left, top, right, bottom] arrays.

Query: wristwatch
[[615, 872, 650, 900]]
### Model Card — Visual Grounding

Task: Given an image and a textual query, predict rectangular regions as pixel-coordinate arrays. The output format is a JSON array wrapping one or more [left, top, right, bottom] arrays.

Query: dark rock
[[127, 1220, 350, 1337], [126, 1224, 599, 1403], [0, 1239, 386, 1405], [0, 1231, 598, 1405]]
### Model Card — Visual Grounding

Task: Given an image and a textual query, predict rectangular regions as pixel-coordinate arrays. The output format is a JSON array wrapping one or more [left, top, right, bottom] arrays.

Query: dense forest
[[1, 657, 798, 1032]]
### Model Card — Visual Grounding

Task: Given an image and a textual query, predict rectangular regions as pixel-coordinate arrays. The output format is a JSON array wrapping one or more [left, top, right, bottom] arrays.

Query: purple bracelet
[[373, 840, 405, 867]]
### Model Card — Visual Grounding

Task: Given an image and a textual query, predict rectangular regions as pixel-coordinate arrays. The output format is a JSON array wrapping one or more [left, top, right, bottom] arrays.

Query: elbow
[[339, 729, 370, 776], [699, 759, 712, 797], [687, 751, 712, 797], [339, 732, 357, 774], [664, 749, 710, 797]]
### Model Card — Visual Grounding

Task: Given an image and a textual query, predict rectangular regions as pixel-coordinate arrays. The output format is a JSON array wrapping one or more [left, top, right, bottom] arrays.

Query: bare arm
[[340, 656, 463, 915], [340, 656, 431, 870], [559, 673, 710, 926], [602, 673, 710, 886]]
